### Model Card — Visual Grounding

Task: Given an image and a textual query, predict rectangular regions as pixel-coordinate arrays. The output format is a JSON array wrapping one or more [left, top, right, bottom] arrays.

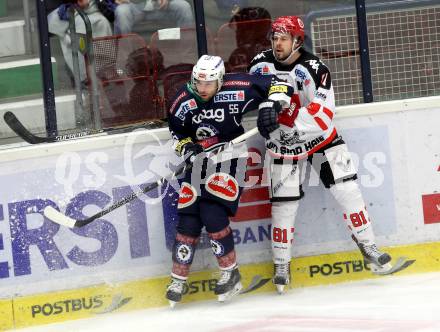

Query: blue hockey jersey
[[168, 72, 294, 154]]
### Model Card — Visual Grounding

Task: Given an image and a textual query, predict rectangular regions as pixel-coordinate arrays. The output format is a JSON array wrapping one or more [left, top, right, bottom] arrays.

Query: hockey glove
[[182, 142, 204, 165], [257, 99, 282, 139]]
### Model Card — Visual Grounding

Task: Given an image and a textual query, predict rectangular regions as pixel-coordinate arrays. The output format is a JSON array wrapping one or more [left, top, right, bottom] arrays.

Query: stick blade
[[4, 111, 49, 144], [44, 206, 77, 228]]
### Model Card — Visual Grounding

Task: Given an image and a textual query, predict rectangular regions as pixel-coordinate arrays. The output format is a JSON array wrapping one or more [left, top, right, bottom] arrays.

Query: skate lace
[[168, 279, 185, 293], [363, 244, 381, 259], [275, 264, 289, 276], [217, 269, 232, 285]]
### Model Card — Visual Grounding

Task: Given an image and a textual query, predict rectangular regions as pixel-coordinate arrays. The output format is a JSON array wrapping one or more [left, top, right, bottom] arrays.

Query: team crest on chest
[[277, 129, 306, 145], [196, 124, 218, 140]]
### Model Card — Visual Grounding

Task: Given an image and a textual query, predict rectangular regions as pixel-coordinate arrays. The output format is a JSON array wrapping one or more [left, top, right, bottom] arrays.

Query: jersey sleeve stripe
[[313, 117, 329, 131], [322, 107, 334, 120]]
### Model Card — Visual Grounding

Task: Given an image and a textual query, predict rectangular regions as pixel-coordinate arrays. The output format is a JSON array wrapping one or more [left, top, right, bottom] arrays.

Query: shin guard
[[271, 201, 299, 264], [329, 180, 376, 245], [171, 233, 199, 279], [208, 227, 236, 270]]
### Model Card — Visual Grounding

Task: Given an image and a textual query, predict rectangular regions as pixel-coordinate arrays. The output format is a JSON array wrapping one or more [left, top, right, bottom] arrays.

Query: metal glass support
[[355, 0, 373, 103], [35, 0, 57, 136], [71, 5, 102, 130], [193, 0, 208, 57], [69, 7, 85, 126], [23, 0, 33, 54]]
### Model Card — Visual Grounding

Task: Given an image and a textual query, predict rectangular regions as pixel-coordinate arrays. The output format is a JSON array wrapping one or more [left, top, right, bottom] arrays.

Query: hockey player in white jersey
[[249, 16, 393, 293]]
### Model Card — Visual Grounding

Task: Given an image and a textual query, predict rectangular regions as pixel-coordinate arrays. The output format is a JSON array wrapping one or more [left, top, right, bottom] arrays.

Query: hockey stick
[[4, 111, 165, 144], [44, 127, 259, 228]]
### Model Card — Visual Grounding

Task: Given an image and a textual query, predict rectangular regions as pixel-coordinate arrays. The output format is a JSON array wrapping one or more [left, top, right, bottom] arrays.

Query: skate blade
[[371, 262, 392, 274], [372, 256, 409, 275], [276, 284, 286, 294], [168, 300, 177, 308], [218, 282, 243, 303]]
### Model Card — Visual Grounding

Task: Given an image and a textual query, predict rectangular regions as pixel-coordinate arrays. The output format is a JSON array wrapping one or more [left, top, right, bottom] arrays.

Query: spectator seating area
[[86, 17, 272, 127]]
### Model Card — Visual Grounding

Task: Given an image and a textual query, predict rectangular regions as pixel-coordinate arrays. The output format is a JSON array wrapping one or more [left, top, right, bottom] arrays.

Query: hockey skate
[[165, 277, 186, 308], [273, 263, 290, 294], [214, 266, 242, 302], [352, 235, 394, 274]]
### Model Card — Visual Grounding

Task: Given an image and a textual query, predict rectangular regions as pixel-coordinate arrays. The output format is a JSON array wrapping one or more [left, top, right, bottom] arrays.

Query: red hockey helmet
[[271, 16, 305, 43]]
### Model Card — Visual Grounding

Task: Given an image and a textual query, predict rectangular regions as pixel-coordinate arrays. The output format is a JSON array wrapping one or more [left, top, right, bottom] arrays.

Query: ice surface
[[13, 272, 440, 332]]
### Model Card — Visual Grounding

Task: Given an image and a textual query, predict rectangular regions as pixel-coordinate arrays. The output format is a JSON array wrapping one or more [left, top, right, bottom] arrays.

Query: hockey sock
[[329, 180, 376, 245], [271, 201, 299, 264]]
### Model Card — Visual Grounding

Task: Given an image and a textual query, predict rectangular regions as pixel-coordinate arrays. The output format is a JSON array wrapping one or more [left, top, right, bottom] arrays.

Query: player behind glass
[[166, 55, 294, 306], [248, 16, 393, 293]]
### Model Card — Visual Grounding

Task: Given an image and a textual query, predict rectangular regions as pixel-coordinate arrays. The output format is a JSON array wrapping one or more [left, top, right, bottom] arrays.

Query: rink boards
[[0, 240, 439, 330], [0, 96, 439, 330]]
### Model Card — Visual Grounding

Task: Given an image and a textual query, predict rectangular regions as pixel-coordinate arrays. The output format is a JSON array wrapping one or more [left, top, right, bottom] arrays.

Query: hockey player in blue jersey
[[165, 55, 294, 307]]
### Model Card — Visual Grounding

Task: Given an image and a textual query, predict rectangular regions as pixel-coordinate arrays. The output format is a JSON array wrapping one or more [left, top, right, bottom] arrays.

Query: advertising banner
[[10, 239, 440, 330], [0, 104, 439, 300]]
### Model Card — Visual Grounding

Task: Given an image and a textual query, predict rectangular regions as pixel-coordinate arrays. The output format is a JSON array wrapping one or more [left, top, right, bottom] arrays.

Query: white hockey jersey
[[249, 49, 338, 159]]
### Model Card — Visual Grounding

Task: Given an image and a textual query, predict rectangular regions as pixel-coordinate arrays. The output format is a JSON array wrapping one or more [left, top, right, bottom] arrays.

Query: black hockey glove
[[182, 142, 204, 165], [257, 100, 282, 139]]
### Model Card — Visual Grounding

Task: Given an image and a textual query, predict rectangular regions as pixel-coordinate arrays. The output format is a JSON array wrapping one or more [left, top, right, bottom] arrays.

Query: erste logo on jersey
[[178, 182, 197, 208], [206, 173, 239, 201], [295, 68, 307, 81], [253, 65, 271, 75], [175, 98, 197, 120], [214, 90, 245, 103]]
